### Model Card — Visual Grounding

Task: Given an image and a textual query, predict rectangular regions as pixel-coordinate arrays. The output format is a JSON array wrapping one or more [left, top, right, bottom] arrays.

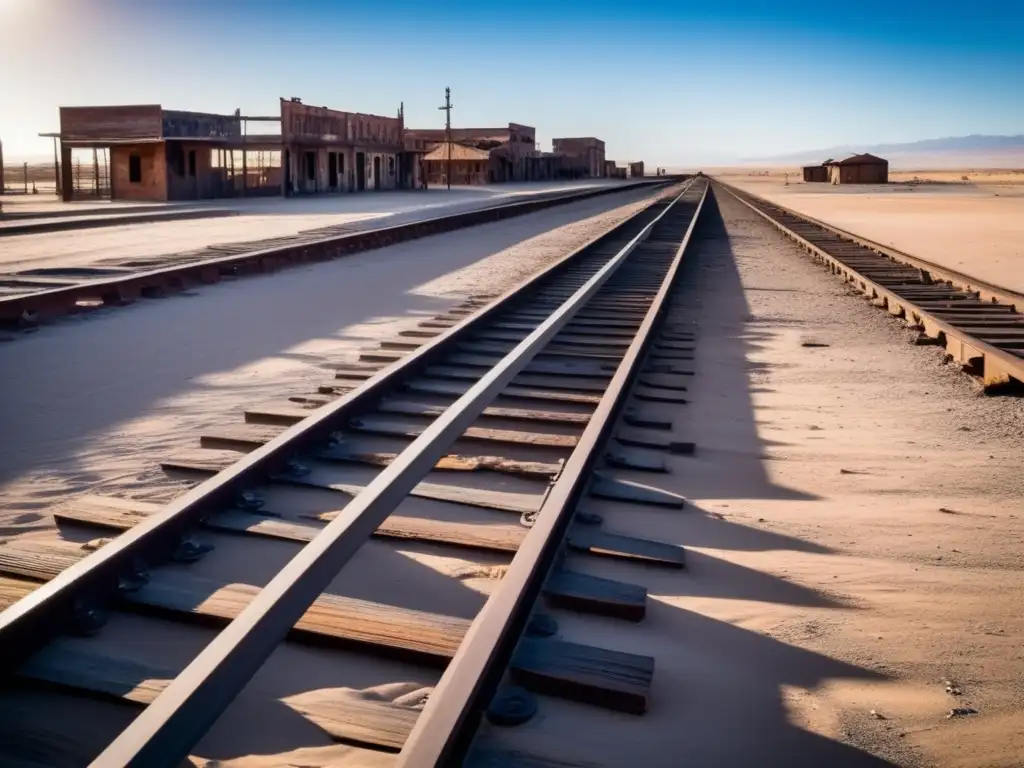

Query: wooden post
[[93, 148, 100, 197], [60, 144, 73, 201], [23, 162, 28, 193], [51, 137, 60, 197]]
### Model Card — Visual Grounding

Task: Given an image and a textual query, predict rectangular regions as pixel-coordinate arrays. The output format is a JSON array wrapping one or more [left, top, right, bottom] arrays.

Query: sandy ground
[[0, 184, 660, 534], [476, 188, 1024, 767], [0, 181, 625, 274], [715, 171, 1024, 294]]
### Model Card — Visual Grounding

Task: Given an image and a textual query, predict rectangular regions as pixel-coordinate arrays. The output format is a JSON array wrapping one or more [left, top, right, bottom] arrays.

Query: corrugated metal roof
[[422, 142, 492, 162]]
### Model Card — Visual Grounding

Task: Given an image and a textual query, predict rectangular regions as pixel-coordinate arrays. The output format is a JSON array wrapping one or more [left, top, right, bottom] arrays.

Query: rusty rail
[[715, 180, 1024, 391]]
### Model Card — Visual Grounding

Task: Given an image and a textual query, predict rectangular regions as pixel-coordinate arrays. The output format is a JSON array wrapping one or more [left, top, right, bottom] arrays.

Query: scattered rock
[[938, 507, 959, 515], [801, 341, 830, 348], [758, 517, 766, 523], [870, 709, 887, 720], [945, 683, 963, 696], [958, 426, 972, 432], [947, 707, 977, 719]]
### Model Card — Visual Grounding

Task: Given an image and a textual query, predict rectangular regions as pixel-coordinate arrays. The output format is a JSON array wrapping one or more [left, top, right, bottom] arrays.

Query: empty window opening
[[188, 150, 197, 177], [128, 154, 142, 183]]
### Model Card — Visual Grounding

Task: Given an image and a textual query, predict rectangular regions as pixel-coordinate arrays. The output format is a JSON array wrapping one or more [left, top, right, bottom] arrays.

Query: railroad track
[[715, 180, 1024, 392], [0, 181, 661, 329], [0, 177, 707, 767]]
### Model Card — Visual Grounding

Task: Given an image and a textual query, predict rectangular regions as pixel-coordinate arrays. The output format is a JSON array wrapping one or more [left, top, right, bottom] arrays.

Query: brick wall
[[111, 143, 167, 201]]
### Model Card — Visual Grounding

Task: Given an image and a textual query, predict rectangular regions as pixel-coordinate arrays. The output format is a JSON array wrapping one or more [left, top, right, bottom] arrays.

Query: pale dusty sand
[[0, 181, 624, 273], [476, 190, 1024, 766], [715, 173, 1024, 294]]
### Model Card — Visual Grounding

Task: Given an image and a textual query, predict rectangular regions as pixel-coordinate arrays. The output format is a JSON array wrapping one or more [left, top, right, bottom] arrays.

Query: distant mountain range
[[743, 135, 1024, 169]]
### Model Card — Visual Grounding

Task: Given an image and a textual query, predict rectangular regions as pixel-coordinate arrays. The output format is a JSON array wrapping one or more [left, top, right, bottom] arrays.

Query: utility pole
[[438, 87, 454, 190]]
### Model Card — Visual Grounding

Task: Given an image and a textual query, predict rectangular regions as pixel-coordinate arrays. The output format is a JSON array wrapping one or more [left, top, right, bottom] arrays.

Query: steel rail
[[715, 180, 1024, 308], [397, 179, 709, 767], [0, 181, 686, 679], [0, 180, 667, 326], [715, 181, 1024, 390], [90, 182, 697, 767]]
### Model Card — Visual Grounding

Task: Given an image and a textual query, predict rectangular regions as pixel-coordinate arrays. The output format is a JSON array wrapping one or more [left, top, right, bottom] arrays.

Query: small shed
[[802, 163, 829, 182], [422, 141, 491, 186], [827, 153, 888, 185]]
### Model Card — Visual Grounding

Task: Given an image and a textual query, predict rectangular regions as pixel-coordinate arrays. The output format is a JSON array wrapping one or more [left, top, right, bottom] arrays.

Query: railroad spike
[[525, 612, 559, 638], [235, 491, 265, 512], [69, 598, 107, 636], [117, 556, 151, 593], [172, 536, 215, 563], [486, 685, 538, 727]]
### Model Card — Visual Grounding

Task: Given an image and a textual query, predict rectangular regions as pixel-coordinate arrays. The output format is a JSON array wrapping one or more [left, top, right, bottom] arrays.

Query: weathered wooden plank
[[377, 399, 590, 427], [566, 527, 686, 569], [15, 642, 411, 754], [473, 331, 632, 349], [511, 637, 653, 714], [426, 366, 609, 393], [407, 378, 602, 406], [54, 495, 527, 554], [0, 545, 467, 665], [305, 510, 527, 553], [491, 322, 638, 338], [543, 569, 647, 622], [318, 442, 561, 479], [590, 474, 686, 508], [349, 415, 578, 449], [244, 403, 321, 426], [622, 409, 672, 430], [162, 450, 545, 515], [457, 340, 623, 362], [445, 355, 614, 378], [634, 387, 689, 404], [245, 396, 591, 431], [200, 423, 561, 479], [278, 465, 544, 516], [603, 448, 667, 473], [614, 431, 695, 455], [638, 374, 690, 391], [502, 313, 642, 328]]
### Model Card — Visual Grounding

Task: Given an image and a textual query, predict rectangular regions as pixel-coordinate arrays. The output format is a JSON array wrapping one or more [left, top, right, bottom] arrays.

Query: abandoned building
[[421, 142, 491, 186], [405, 123, 538, 182], [280, 99, 405, 195], [552, 137, 606, 178], [51, 98, 410, 202], [802, 160, 831, 182], [826, 153, 889, 184], [55, 105, 284, 202], [629, 161, 645, 178]]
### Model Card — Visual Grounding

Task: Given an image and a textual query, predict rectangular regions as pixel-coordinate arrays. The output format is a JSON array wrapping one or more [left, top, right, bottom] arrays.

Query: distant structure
[[552, 137, 606, 178], [405, 123, 540, 182], [825, 153, 888, 184], [628, 161, 644, 178], [421, 141, 491, 186], [802, 159, 831, 182], [49, 99, 408, 202]]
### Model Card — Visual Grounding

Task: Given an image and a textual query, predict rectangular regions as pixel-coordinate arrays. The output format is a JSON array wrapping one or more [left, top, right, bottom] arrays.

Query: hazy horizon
[[1, 0, 1021, 166]]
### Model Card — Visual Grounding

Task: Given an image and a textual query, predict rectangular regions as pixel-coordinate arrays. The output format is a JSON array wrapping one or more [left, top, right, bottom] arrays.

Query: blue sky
[[1, 0, 1021, 164]]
